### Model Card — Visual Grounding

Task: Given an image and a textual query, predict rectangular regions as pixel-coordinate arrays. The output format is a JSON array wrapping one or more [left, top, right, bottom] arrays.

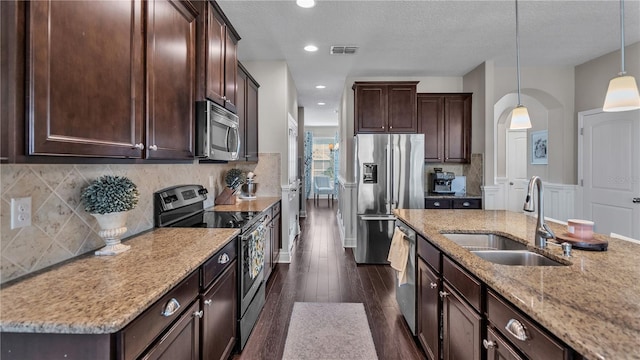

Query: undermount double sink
[[441, 233, 568, 266]]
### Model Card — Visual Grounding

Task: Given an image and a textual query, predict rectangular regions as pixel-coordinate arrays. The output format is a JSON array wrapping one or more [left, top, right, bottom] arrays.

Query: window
[[312, 137, 334, 179]]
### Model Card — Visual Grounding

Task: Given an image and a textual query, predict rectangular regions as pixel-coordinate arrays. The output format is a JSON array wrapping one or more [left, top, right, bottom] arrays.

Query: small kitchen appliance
[[195, 100, 240, 161], [429, 169, 456, 194], [154, 184, 268, 349]]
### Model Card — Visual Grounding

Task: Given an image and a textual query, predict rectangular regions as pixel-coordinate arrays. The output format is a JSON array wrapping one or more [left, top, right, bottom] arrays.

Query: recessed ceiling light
[[315, 85, 326, 89], [296, 0, 315, 8], [304, 45, 318, 52], [317, 102, 326, 106]]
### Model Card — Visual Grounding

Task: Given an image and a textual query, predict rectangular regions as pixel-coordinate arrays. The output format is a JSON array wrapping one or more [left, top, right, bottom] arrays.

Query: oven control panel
[[155, 184, 208, 211]]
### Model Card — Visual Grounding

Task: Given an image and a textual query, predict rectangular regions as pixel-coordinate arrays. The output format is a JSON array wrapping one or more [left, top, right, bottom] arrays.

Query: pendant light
[[510, 0, 532, 130], [603, 0, 640, 112]]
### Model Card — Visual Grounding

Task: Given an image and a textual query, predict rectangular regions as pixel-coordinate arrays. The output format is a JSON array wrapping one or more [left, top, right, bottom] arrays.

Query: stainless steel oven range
[[154, 184, 268, 350]]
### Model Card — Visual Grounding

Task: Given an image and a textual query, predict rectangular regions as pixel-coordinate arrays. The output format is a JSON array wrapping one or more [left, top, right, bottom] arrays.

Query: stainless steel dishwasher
[[394, 220, 417, 335]]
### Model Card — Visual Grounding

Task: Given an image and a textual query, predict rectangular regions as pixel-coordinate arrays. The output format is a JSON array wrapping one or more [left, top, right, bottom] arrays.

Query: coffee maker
[[429, 168, 456, 194]]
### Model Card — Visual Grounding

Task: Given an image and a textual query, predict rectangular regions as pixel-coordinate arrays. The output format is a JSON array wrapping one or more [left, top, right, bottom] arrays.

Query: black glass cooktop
[[169, 211, 261, 230]]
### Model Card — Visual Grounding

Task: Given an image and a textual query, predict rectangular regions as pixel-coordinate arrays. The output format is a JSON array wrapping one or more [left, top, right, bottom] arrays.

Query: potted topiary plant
[[81, 175, 140, 256]]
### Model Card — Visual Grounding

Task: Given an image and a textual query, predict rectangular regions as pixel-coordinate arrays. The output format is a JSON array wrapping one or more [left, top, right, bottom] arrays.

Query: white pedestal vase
[[92, 211, 131, 256]]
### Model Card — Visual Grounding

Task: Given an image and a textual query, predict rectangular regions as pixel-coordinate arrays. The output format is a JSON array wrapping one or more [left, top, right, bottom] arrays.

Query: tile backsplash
[[0, 154, 281, 284]]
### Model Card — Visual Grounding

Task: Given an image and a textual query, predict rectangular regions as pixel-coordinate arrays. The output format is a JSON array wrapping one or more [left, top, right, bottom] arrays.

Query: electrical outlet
[[209, 175, 215, 189], [11, 197, 32, 229]]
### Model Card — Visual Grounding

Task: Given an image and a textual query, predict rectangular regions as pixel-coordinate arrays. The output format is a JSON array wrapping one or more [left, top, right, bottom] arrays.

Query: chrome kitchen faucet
[[523, 176, 555, 248]]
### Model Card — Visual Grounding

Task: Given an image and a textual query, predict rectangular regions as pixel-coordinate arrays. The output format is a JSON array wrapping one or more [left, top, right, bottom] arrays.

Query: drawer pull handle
[[204, 299, 212, 306], [505, 319, 528, 341], [430, 282, 437, 289], [218, 253, 230, 264], [434, 202, 440, 207], [161, 298, 181, 317], [133, 143, 144, 150], [483, 339, 496, 349], [439, 291, 449, 298], [193, 310, 204, 318], [463, 202, 470, 207]]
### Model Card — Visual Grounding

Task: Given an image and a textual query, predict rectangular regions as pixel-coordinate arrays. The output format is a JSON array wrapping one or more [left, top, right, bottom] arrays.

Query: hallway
[[235, 200, 425, 360]]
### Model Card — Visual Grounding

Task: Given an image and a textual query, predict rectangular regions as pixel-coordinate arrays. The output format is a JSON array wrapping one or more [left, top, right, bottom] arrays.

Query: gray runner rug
[[282, 302, 378, 360]]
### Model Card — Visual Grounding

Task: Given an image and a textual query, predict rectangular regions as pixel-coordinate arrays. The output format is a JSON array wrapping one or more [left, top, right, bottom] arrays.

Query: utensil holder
[[215, 187, 236, 205]]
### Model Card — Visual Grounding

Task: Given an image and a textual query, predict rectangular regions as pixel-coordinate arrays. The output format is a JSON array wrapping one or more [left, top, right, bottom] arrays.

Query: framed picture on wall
[[531, 130, 548, 165]]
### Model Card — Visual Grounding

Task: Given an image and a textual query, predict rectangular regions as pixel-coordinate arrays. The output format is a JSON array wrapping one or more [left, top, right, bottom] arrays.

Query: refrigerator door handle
[[386, 144, 392, 213], [359, 215, 397, 221]]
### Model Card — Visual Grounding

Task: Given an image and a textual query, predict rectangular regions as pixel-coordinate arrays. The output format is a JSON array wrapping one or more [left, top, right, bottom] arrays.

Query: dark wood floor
[[233, 200, 426, 360]]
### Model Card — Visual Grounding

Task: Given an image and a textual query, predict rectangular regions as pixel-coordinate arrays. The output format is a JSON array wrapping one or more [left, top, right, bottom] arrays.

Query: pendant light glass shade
[[510, 105, 532, 130], [509, 0, 532, 130], [603, 0, 640, 112], [603, 76, 640, 112]]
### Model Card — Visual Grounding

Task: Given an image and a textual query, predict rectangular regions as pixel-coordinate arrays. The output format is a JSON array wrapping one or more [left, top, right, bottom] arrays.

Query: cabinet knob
[[483, 339, 496, 349], [133, 143, 144, 150], [149, 144, 158, 151], [204, 299, 212, 306], [434, 202, 440, 207], [225, 99, 231, 103], [222, 96, 227, 100], [430, 282, 437, 289], [218, 253, 230, 264], [193, 310, 204, 318], [439, 290, 449, 298], [505, 319, 528, 341], [463, 202, 470, 207], [381, 126, 384, 129], [389, 126, 393, 129], [161, 298, 181, 317]]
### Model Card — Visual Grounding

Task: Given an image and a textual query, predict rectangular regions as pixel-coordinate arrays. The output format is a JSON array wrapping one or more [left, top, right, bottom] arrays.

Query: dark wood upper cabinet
[[353, 82, 418, 134], [417, 93, 472, 163], [236, 62, 259, 162], [145, 0, 197, 160], [26, 0, 144, 158], [197, 0, 240, 113]]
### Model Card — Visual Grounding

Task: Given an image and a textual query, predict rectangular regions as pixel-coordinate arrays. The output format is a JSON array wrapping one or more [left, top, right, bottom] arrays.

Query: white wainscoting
[[337, 176, 357, 248], [484, 178, 577, 221]]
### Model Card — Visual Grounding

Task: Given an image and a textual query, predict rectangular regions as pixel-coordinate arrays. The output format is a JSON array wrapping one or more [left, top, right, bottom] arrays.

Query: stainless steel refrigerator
[[355, 134, 424, 264]]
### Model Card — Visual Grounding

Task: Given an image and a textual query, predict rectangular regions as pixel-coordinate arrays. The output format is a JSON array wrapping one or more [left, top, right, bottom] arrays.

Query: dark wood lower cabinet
[[201, 261, 237, 360], [441, 283, 482, 360], [142, 300, 201, 360], [485, 327, 524, 360], [417, 258, 440, 360]]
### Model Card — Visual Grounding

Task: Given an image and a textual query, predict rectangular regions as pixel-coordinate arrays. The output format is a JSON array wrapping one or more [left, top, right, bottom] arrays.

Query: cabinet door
[[236, 65, 247, 161], [223, 31, 238, 113], [142, 301, 200, 360], [264, 218, 273, 281], [27, 0, 144, 158], [444, 95, 471, 163], [388, 85, 417, 133], [418, 259, 440, 360], [245, 77, 259, 162], [355, 85, 387, 133], [272, 212, 281, 263], [486, 327, 525, 360], [442, 283, 482, 360], [202, 261, 237, 360], [146, 0, 196, 160], [418, 95, 444, 162], [204, 3, 225, 107]]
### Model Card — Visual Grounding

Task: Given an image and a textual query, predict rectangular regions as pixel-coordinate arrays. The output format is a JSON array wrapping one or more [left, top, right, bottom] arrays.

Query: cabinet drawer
[[201, 238, 237, 290], [487, 291, 570, 360], [452, 198, 482, 209], [425, 199, 452, 209], [120, 271, 199, 360], [271, 201, 281, 216], [442, 256, 481, 312], [417, 235, 441, 274]]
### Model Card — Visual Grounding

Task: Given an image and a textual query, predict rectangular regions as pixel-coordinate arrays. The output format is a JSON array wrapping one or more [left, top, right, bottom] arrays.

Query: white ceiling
[[217, 0, 640, 127]]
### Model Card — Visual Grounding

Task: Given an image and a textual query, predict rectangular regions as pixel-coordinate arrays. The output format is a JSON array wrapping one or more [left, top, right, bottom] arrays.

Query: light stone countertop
[[393, 209, 640, 360], [212, 196, 280, 213], [0, 227, 239, 334]]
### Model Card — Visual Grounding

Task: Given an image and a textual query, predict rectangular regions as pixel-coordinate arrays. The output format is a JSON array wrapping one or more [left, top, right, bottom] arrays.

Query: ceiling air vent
[[330, 46, 358, 55]]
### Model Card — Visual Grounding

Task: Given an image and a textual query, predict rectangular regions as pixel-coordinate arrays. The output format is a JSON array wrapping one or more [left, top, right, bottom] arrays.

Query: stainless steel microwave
[[195, 100, 240, 161]]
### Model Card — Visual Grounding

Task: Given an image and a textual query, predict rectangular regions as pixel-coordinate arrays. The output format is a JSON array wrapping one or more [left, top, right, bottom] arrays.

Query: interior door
[[580, 109, 640, 238], [506, 130, 528, 213]]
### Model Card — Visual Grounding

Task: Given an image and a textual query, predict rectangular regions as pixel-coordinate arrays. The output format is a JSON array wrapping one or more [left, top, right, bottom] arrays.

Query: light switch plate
[[11, 197, 32, 229]]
